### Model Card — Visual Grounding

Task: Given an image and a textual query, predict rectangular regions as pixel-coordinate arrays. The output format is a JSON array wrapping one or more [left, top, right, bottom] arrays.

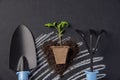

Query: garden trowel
[[9, 25, 37, 80]]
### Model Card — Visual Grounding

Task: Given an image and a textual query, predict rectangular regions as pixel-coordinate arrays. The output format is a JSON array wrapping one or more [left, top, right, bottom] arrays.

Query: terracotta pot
[[50, 46, 69, 64]]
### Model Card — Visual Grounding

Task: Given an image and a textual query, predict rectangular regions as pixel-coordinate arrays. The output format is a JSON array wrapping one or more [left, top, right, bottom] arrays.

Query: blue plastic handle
[[16, 71, 30, 80], [85, 70, 98, 80]]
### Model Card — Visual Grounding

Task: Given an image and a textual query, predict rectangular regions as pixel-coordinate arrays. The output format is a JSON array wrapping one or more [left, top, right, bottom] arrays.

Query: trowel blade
[[9, 25, 37, 72]]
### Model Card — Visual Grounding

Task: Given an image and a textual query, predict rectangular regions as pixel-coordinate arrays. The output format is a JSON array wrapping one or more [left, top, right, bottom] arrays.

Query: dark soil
[[42, 40, 79, 75]]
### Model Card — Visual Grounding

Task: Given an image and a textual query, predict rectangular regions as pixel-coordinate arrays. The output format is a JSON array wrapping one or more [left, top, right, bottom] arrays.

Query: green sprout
[[44, 21, 69, 46]]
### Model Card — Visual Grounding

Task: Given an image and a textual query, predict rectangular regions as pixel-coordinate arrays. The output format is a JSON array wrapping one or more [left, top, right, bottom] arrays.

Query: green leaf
[[57, 23, 62, 29], [53, 22, 57, 26], [60, 29, 65, 34], [44, 23, 54, 27], [60, 21, 69, 28]]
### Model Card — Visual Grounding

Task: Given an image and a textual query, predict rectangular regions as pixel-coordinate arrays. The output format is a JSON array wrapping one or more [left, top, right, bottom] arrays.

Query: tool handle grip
[[85, 70, 98, 80], [16, 71, 30, 80]]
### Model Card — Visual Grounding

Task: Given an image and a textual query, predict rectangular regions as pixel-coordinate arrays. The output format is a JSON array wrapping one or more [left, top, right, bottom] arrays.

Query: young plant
[[44, 21, 69, 46]]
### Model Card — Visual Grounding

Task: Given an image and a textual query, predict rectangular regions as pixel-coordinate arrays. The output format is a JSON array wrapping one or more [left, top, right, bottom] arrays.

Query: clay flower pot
[[50, 46, 69, 64]]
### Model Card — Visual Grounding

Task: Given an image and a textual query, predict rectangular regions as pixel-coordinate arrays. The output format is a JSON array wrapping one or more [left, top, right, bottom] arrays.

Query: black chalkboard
[[0, 0, 120, 80]]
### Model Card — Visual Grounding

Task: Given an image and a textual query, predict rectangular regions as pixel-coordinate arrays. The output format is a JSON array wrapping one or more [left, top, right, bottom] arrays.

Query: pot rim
[[50, 46, 70, 48]]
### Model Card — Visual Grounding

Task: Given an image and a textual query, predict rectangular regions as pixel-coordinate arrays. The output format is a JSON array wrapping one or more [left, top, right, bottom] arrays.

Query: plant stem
[[55, 26, 62, 46], [57, 26, 62, 46], [59, 36, 62, 46]]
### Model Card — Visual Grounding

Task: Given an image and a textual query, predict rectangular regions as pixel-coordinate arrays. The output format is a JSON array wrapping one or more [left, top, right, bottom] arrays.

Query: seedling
[[44, 21, 69, 46]]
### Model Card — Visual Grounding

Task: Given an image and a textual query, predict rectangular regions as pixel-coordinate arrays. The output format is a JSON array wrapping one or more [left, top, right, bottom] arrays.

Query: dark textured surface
[[0, 0, 120, 80]]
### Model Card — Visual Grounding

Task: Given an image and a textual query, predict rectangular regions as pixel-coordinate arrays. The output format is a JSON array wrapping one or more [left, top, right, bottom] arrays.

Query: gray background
[[0, 0, 120, 80]]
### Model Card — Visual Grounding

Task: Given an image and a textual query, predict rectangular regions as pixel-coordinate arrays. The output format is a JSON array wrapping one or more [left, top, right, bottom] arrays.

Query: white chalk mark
[[36, 34, 47, 45], [34, 52, 104, 80], [52, 75, 60, 80], [34, 69, 50, 80], [77, 49, 88, 55], [35, 34, 44, 43], [74, 52, 89, 60], [73, 73, 85, 80], [37, 49, 42, 55], [37, 52, 44, 58], [29, 63, 48, 79], [63, 57, 103, 75], [38, 59, 47, 67], [67, 65, 105, 80], [31, 59, 47, 73], [62, 37, 71, 43], [30, 32, 106, 80], [35, 32, 54, 44], [67, 68, 87, 80], [36, 36, 52, 48], [97, 74, 106, 79], [77, 42, 83, 47], [41, 49, 89, 80], [46, 35, 58, 42], [74, 73, 106, 80], [37, 55, 46, 62], [93, 65, 106, 71], [42, 70, 55, 80], [36, 35, 51, 48], [52, 37, 58, 41]]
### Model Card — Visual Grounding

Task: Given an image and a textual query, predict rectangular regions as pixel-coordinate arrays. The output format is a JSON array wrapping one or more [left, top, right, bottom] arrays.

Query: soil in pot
[[42, 40, 79, 75]]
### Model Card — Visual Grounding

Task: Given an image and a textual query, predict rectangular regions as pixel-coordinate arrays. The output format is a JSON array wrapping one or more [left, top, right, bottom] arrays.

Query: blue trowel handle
[[16, 71, 30, 80]]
